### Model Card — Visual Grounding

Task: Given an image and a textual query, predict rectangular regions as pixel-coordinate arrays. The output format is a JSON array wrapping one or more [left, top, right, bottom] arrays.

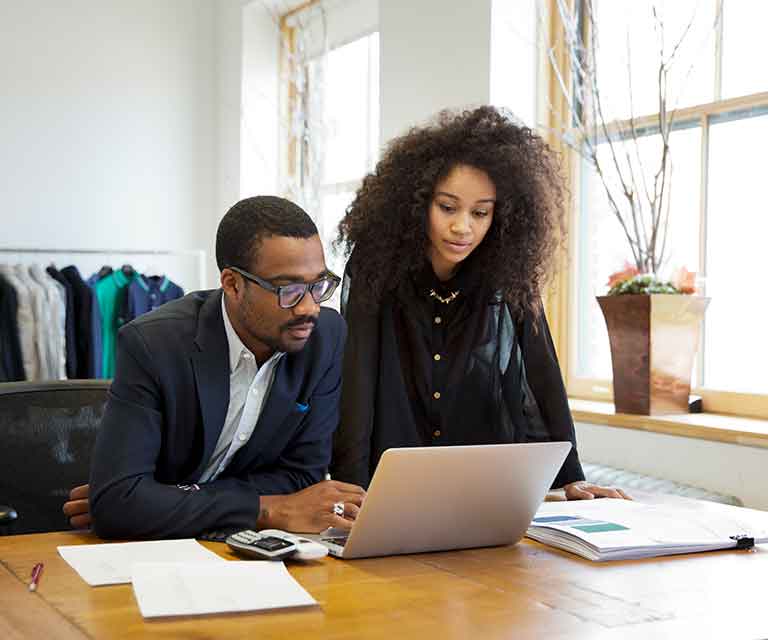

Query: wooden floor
[[2, 523, 768, 639]]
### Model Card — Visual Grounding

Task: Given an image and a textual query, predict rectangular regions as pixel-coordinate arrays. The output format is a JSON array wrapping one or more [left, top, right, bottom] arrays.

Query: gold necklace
[[429, 288, 460, 304]]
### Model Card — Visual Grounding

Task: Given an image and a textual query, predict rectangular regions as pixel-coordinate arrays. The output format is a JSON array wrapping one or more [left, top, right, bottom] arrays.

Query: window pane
[[323, 35, 375, 184], [704, 111, 768, 393], [593, 0, 716, 122], [721, 1, 768, 99], [576, 125, 702, 378]]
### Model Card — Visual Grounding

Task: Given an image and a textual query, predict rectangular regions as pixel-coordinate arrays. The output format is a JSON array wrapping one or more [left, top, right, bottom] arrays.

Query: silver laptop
[[308, 441, 571, 559]]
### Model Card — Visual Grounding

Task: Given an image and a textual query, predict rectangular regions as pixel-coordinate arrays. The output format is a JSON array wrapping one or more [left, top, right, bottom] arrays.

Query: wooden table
[[2, 505, 768, 639]]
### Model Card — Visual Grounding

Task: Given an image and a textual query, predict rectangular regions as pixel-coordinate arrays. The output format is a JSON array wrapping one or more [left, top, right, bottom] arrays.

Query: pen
[[28, 562, 43, 592]]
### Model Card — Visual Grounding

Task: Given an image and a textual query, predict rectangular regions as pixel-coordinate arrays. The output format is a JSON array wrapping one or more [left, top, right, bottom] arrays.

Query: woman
[[331, 106, 626, 500]]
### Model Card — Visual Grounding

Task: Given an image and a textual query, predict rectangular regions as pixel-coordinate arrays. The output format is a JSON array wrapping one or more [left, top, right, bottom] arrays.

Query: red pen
[[28, 563, 43, 592]]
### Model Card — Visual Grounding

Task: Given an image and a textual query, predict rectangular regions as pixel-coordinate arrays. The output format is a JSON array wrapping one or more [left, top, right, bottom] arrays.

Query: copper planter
[[597, 294, 710, 415]]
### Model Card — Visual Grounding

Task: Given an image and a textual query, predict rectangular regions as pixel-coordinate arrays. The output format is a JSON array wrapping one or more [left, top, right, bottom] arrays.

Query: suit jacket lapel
[[190, 290, 230, 481]]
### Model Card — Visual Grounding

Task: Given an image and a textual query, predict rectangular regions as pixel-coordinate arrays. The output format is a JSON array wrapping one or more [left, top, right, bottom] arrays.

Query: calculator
[[226, 530, 299, 561]]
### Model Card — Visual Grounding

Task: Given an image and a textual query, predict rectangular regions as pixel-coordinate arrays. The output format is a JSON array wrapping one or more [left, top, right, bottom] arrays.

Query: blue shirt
[[125, 275, 184, 322]]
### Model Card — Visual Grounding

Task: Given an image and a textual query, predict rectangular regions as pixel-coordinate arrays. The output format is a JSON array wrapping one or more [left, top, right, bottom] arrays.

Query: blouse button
[[433, 354, 441, 361], [434, 316, 442, 324], [433, 429, 441, 437], [433, 391, 441, 400]]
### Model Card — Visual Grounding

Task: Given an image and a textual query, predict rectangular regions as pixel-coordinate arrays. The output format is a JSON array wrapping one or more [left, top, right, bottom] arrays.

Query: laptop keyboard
[[322, 537, 348, 547]]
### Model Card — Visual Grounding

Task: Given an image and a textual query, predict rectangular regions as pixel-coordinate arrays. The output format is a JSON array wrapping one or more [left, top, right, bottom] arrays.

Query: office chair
[[0, 380, 109, 535]]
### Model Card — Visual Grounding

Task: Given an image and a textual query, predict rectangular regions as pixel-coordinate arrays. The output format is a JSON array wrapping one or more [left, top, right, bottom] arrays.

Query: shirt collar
[[222, 293, 253, 373], [221, 293, 284, 373]]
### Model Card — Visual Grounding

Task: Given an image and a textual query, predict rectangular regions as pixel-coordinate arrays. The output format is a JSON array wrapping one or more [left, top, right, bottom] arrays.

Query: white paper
[[131, 561, 317, 618], [57, 539, 224, 586]]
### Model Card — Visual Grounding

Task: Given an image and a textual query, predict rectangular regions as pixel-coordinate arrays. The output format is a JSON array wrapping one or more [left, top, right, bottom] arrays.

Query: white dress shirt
[[29, 264, 67, 379], [198, 295, 285, 482], [0, 264, 38, 380], [16, 265, 53, 379]]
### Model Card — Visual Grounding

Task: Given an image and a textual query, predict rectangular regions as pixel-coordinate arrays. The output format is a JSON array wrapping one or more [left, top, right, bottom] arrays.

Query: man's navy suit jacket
[[90, 289, 346, 539]]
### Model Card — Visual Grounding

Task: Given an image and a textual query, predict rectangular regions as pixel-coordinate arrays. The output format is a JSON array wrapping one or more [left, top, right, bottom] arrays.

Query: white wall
[[379, 0, 493, 143], [0, 0, 370, 288], [0, 0, 220, 290], [214, 0, 247, 235], [240, 2, 280, 201], [576, 422, 768, 510], [490, 0, 538, 128]]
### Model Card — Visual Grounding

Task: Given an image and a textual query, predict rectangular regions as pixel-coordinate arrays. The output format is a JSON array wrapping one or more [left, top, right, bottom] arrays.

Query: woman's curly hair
[[336, 105, 565, 318]]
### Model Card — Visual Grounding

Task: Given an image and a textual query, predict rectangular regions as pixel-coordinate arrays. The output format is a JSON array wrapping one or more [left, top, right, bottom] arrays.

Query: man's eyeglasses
[[228, 266, 341, 309]]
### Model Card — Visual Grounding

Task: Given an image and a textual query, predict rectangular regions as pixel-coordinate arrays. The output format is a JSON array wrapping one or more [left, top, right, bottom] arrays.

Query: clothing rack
[[0, 247, 207, 290]]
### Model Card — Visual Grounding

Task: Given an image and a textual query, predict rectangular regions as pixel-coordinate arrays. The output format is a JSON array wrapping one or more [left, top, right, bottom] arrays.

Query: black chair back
[[0, 380, 109, 534]]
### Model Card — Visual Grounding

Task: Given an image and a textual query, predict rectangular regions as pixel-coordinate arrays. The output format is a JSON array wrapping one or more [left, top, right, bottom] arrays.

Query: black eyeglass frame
[[227, 265, 341, 309]]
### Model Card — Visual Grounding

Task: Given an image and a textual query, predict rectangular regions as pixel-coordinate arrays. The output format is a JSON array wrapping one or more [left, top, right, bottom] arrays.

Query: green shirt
[[94, 270, 134, 379]]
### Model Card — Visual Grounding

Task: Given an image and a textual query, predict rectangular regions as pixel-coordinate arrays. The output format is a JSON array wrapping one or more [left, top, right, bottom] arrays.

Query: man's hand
[[63, 484, 92, 529], [564, 481, 631, 500], [258, 480, 366, 533]]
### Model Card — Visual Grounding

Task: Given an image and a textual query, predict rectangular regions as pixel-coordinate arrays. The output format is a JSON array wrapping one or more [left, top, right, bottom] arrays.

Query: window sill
[[569, 398, 768, 449]]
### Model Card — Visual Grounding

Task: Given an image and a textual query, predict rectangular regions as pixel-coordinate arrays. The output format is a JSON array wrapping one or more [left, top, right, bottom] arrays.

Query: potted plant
[[547, 1, 715, 414], [598, 266, 709, 414]]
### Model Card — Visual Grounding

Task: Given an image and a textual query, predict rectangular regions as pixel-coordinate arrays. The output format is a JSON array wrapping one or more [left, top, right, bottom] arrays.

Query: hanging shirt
[[47, 265, 77, 379], [0, 273, 25, 381], [87, 269, 109, 378], [198, 295, 285, 482], [93, 269, 134, 379], [29, 264, 66, 380], [16, 265, 53, 379], [125, 274, 184, 322], [0, 265, 37, 380], [60, 266, 95, 379]]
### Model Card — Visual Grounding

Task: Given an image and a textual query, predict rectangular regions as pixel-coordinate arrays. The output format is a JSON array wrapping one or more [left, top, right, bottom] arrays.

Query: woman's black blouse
[[331, 255, 585, 490]]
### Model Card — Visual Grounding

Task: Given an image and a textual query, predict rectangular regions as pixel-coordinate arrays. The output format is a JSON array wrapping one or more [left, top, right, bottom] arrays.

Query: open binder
[[526, 498, 768, 561]]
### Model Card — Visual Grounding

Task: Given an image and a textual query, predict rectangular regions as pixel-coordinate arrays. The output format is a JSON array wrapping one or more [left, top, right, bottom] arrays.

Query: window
[[279, 0, 379, 306], [311, 33, 379, 291], [566, 0, 768, 414]]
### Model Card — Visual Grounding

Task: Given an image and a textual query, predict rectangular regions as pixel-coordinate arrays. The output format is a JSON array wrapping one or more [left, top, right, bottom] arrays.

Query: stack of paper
[[527, 499, 768, 561]]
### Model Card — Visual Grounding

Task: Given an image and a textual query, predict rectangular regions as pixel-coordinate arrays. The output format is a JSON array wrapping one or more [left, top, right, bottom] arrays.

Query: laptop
[[308, 441, 571, 559]]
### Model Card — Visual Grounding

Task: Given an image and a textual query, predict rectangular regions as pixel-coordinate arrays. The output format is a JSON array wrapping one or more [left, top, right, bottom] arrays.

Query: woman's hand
[[564, 481, 631, 500]]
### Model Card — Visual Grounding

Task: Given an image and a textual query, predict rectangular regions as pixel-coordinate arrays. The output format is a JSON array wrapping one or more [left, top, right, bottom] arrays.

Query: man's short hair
[[215, 196, 318, 272]]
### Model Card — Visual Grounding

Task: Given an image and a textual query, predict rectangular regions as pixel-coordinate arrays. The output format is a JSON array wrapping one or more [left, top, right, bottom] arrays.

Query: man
[[67, 196, 364, 539]]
